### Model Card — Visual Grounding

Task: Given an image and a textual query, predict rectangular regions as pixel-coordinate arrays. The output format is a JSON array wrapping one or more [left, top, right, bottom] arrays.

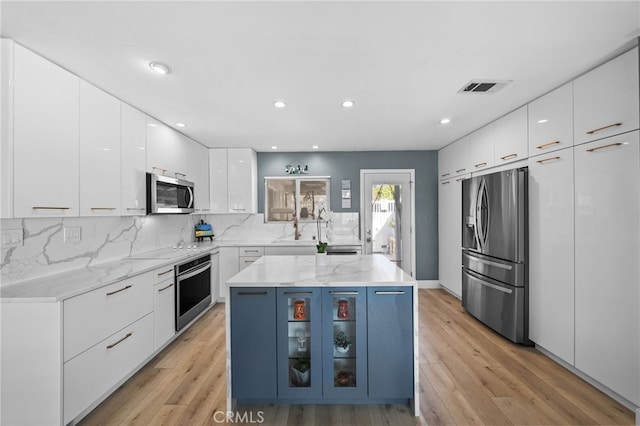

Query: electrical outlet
[[64, 226, 82, 243], [1, 228, 23, 247]]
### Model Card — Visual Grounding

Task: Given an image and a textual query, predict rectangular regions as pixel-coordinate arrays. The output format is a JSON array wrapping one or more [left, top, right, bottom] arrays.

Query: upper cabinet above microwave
[[574, 47, 639, 145]]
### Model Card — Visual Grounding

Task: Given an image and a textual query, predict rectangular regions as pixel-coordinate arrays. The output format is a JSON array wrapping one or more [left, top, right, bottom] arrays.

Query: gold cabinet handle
[[500, 153, 518, 161], [474, 162, 487, 168], [158, 283, 174, 292], [157, 268, 173, 277], [106, 285, 132, 296], [586, 142, 623, 153], [441, 181, 450, 185], [175, 172, 187, 178], [32, 206, 70, 210], [151, 166, 167, 174], [536, 156, 561, 164], [455, 168, 466, 173], [536, 140, 560, 150], [586, 122, 622, 135], [441, 173, 450, 178], [106, 332, 133, 349]]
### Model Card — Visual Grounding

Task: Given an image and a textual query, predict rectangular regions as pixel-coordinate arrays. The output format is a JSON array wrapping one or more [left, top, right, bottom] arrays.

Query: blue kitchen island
[[225, 254, 419, 415]]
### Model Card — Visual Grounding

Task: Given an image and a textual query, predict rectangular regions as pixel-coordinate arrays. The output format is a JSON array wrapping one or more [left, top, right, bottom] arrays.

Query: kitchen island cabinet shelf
[[225, 254, 418, 415]]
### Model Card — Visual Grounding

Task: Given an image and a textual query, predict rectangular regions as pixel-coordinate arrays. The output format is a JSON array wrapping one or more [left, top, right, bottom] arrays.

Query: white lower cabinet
[[219, 246, 240, 301], [438, 174, 467, 297], [527, 148, 575, 364], [63, 313, 154, 424], [574, 131, 640, 406], [154, 277, 175, 350]]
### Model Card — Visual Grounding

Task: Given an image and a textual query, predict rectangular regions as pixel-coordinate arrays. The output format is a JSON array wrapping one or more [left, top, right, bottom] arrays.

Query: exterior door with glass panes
[[276, 288, 322, 399], [322, 288, 367, 399]]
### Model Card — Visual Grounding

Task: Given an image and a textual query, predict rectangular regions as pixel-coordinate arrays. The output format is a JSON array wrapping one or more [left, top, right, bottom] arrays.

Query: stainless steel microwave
[[146, 173, 195, 214]]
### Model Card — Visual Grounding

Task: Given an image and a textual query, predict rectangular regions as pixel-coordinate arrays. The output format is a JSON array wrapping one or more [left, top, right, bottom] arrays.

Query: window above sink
[[264, 176, 330, 222]]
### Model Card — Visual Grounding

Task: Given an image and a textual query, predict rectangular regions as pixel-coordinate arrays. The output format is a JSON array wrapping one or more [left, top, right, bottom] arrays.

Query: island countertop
[[226, 254, 416, 287]]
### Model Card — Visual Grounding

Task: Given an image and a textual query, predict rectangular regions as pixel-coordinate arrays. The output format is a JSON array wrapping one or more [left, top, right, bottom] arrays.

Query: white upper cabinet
[[527, 148, 575, 365], [528, 83, 573, 156], [493, 106, 528, 165], [189, 141, 210, 213], [574, 131, 639, 406], [1, 40, 14, 219], [468, 123, 495, 172], [574, 47, 639, 145], [146, 118, 173, 176], [171, 132, 192, 181], [439, 136, 471, 180], [438, 143, 455, 181], [13, 43, 80, 218], [79, 81, 121, 216], [121, 104, 147, 216], [227, 148, 257, 213], [209, 148, 229, 213]]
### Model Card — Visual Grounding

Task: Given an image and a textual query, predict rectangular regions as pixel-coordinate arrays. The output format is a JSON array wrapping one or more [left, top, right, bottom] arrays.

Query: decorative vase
[[290, 366, 310, 387], [336, 371, 351, 386], [316, 252, 327, 265], [293, 300, 306, 320], [337, 299, 350, 319], [336, 344, 350, 353]]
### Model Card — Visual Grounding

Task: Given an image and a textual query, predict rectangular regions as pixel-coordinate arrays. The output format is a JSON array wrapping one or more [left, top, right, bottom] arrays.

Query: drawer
[[152, 264, 175, 285], [64, 271, 153, 362], [239, 246, 264, 257], [63, 313, 154, 424], [239, 256, 261, 270]]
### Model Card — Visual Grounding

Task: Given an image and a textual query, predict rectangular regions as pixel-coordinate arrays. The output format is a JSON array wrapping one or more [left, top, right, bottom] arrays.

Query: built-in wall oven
[[175, 254, 211, 331]]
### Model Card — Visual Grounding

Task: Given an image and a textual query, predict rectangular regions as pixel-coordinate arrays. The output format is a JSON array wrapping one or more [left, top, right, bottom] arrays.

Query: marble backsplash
[[1, 212, 359, 287]]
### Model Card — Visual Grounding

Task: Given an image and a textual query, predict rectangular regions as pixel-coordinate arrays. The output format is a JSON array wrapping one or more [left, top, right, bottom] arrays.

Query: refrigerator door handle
[[463, 269, 513, 294]]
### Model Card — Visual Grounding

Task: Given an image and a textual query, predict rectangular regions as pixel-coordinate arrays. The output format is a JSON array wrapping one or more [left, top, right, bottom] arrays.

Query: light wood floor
[[80, 289, 634, 425]]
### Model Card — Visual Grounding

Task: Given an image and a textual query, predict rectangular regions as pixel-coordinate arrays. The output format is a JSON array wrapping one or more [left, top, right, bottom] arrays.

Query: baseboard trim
[[417, 280, 440, 289]]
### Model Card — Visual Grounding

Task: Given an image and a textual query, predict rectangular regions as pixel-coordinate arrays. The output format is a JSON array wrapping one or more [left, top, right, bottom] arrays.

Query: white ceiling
[[2, 1, 639, 152]]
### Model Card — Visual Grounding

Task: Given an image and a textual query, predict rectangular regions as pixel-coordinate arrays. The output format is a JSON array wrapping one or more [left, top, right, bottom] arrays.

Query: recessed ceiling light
[[440, 118, 451, 124], [149, 61, 171, 75], [312, 145, 319, 150], [176, 122, 187, 128], [271, 146, 278, 150], [537, 119, 549, 124], [341, 100, 355, 108], [273, 101, 286, 108]]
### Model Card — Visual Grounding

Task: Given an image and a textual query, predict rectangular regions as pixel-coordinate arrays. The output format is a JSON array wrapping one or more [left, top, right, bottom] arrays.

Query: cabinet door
[[367, 287, 413, 399], [210, 252, 220, 302], [494, 106, 528, 165], [230, 288, 277, 400], [527, 148, 574, 364], [438, 174, 467, 297], [13, 44, 79, 217], [79, 81, 121, 216], [1, 40, 14, 219], [146, 118, 173, 175], [227, 148, 257, 213], [468, 124, 494, 172], [209, 148, 229, 213], [528, 83, 573, 156], [121, 104, 147, 216], [219, 247, 239, 301], [154, 278, 175, 350], [574, 131, 639, 406], [438, 143, 454, 181], [574, 47, 639, 145], [190, 141, 210, 213], [171, 131, 192, 181], [277, 288, 322, 399], [322, 288, 367, 399]]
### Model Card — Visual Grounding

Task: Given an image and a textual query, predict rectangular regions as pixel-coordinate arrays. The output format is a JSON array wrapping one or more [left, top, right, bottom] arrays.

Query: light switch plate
[[64, 226, 82, 243], [2, 228, 23, 248]]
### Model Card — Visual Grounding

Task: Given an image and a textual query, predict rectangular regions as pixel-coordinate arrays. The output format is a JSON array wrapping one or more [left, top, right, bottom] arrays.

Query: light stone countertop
[[227, 254, 416, 287]]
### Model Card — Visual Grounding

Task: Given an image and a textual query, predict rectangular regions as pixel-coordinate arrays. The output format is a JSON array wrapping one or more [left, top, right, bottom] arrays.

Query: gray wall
[[257, 151, 438, 280]]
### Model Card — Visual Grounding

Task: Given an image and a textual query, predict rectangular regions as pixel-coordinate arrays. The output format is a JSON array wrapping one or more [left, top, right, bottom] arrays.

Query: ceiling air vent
[[458, 80, 512, 94]]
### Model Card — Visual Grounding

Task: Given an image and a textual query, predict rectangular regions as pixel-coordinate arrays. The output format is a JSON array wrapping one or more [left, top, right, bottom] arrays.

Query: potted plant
[[316, 241, 328, 265], [334, 330, 351, 353], [290, 357, 310, 387]]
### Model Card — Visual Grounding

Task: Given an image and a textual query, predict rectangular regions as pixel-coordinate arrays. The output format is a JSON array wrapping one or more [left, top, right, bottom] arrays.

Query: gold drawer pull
[[586, 142, 623, 153], [32, 206, 70, 210], [106, 332, 133, 349], [157, 269, 173, 277], [244, 250, 259, 253], [106, 285, 132, 296], [91, 207, 116, 211], [158, 283, 174, 292], [175, 172, 187, 178], [441, 181, 450, 185], [500, 153, 518, 161], [441, 173, 450, 178], [475, 162, 487, 168], [151, 166, 167, 174], [536, 140, 560, 149], [455, 168, 466, 173], [536, 156, 561, 164], [586, 122, 621, 135]]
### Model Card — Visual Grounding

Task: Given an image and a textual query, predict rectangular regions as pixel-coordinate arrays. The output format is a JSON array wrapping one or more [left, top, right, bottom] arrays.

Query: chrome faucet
[[293, 215, 301, 240]]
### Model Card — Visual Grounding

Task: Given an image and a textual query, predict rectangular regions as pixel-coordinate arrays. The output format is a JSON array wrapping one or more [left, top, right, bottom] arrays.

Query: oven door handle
[[177, 261, 211, 281]]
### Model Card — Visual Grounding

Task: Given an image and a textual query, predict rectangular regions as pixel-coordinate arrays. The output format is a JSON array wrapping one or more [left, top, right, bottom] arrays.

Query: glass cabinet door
[[322, 288, 367, 399], [277, 288, 322, 399]]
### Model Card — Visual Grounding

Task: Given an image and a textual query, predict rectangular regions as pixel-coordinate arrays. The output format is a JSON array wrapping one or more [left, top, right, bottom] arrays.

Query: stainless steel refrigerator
[[461, 167, 531, 344]]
